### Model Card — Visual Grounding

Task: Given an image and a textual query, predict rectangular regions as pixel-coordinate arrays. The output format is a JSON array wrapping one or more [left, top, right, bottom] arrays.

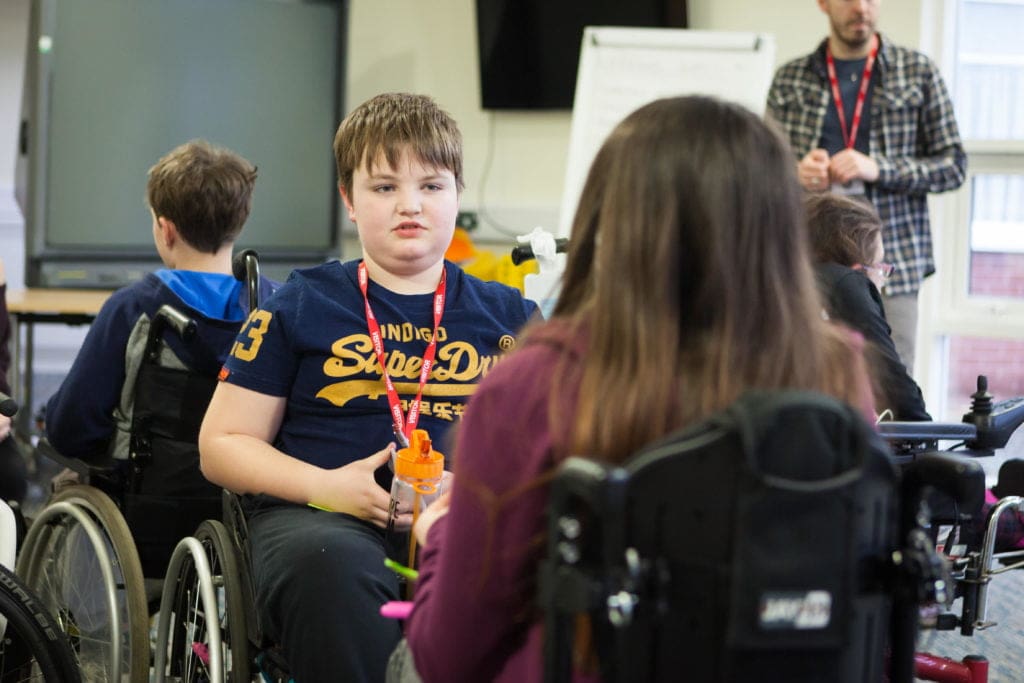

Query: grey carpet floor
[[915, 566, 1024, 682]]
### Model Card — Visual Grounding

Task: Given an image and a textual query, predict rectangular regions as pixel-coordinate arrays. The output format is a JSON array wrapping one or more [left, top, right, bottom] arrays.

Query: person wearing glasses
[[805, 193, 929, 421]]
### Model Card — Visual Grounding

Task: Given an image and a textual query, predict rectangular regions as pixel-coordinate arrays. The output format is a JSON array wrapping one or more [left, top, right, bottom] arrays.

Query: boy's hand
[[312, 445, 394, 527], [414, 490, 452, 547]]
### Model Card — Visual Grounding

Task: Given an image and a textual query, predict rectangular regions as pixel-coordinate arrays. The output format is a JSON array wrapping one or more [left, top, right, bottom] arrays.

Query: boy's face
[[341, 148, 459, 281]]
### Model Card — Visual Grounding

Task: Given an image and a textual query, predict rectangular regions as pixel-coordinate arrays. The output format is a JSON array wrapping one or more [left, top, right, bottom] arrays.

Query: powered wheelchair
[[877, 376, 1024, 682], [539, 379, 1024, 683], [16, 251, 268, 682]]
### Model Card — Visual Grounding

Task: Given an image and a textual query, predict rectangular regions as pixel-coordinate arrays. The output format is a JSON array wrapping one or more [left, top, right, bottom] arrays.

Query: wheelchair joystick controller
[[969, 376, 993, 417], [964, 374, 1024, 452]]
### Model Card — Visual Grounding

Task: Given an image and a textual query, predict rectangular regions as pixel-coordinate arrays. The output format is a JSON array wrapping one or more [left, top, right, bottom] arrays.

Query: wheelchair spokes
[[15, 486, 149, 682]]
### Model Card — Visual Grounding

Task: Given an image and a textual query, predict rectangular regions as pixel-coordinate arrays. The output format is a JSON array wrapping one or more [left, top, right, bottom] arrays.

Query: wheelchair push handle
[[231, 248, 261, 313], [0, 390, 18, 418], [152, 305, 197, 343], [510, 238, 568, 266]]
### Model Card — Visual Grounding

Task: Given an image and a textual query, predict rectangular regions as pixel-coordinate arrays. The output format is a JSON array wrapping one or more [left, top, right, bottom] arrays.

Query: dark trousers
[[0, 436, 27, 504], [249, 505, 403, 683]]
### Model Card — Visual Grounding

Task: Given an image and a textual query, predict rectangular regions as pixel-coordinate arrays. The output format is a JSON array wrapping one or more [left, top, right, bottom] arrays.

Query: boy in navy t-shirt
[[200, 93, 537, 683]]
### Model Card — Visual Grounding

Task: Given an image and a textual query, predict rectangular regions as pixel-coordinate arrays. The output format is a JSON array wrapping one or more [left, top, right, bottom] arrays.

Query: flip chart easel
[[558, 27, 777, 237]]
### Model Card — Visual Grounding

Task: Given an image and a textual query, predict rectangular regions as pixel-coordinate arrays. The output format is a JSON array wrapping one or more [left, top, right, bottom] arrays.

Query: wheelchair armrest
[[901, 451, 986, 522], [35, 437, 121, 482], [879, 421, 978, 442]]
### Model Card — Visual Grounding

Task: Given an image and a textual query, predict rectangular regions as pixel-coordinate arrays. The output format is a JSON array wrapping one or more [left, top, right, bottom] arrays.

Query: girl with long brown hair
[[396, 95, 875, 682]]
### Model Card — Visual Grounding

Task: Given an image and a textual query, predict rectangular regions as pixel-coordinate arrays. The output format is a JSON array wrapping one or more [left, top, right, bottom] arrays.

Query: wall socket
[[456, 210, 479, 231]]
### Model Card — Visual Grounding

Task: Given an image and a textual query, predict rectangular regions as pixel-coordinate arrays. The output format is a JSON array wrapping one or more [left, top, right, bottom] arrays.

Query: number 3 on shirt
[[231, 310, 272, 362]]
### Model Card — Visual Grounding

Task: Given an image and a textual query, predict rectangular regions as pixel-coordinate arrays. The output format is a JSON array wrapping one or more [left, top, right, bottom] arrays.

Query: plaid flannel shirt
[[767, 34, 967, 295]]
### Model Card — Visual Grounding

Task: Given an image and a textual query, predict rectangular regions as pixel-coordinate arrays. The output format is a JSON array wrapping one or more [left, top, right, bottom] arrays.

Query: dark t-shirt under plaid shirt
[[767, 33, 967, 295]]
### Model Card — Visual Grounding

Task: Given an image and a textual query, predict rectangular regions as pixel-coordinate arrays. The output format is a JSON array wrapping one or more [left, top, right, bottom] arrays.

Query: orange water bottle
[[386, 429, 445, 569]]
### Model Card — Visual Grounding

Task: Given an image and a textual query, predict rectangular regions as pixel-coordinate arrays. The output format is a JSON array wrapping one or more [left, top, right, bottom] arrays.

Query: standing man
[[767, 0, 966, 373]]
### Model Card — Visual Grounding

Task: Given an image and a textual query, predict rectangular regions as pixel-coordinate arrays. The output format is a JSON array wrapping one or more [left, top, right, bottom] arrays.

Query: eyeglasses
[[858, 262, 894, 279]]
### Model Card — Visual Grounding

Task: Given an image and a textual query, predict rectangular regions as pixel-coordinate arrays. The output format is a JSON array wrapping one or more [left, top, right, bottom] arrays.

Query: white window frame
[[917, 0, 1024, 417]]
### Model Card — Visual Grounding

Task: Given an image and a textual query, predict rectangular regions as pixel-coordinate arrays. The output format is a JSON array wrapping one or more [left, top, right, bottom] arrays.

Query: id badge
[[830, 179, 866, 196]]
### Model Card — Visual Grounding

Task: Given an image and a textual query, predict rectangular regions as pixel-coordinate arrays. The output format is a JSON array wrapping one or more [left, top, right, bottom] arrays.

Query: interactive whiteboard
[[558, 27, 776, 237]]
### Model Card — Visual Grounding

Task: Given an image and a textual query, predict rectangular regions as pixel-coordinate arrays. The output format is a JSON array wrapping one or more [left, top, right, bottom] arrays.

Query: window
[[967, 173, 1024, 300], [953, 0, 1024, 141], [920, 0, 1024, 419]]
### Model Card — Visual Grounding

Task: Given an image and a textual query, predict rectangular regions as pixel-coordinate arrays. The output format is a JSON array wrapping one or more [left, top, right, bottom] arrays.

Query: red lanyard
[[358, 261, 446, 443], [825, 35, 878, 150]]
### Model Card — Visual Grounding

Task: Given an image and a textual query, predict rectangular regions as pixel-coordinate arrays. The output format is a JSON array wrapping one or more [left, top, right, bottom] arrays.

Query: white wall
[[0, 0, 933, 259], [345, 0, 570, 240], [1, 0, 29, 290], [0, 0, 28, 193], [0, 0, 931, 374], [345, 0, 928, 240], [690, 0, 923, 64]]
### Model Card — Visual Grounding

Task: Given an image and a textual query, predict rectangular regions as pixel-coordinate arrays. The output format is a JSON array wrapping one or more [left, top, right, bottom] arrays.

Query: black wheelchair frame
[[877, 376, 1024, 682]]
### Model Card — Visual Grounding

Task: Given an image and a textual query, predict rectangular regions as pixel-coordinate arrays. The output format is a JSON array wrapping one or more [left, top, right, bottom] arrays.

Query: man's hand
[[312, 445, 395, 527], [0, 414, 10, 441], [829, 148, 879, 184], [798, 148, 830, 191]]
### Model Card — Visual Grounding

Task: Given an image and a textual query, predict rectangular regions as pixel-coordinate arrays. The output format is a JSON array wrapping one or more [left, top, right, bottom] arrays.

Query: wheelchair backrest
[[541, 390, 904, 683], [107, 305, 240, 577]]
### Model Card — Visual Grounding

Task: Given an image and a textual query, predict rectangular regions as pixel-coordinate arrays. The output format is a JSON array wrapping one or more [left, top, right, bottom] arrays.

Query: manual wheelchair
[[152, 490, 290, 683], [149, 250, 290, 683], [15, 251, 269, 682]]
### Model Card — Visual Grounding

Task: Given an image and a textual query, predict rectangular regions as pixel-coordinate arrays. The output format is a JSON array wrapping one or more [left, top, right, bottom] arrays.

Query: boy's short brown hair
[[804, 193, 882, 267], [333, 93, 464, 198], [146, 140, 258, 254]]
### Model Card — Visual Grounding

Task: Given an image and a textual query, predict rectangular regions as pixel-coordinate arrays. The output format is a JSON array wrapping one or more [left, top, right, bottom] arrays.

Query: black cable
[[477, 112, 527, 239]]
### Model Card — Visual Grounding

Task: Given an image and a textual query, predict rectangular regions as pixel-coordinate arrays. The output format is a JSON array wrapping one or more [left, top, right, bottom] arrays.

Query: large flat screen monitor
[[15, 0, 348, 288]]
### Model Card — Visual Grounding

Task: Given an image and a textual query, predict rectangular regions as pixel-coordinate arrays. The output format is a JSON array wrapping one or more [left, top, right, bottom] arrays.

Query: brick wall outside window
[[946, 252, 1024, 414]]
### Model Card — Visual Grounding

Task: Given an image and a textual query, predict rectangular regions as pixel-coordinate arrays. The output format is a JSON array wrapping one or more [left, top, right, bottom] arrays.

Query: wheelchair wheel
[[155, 521, 250, 683], [16, 485, 149, 682], [0, 564, 82, 682]]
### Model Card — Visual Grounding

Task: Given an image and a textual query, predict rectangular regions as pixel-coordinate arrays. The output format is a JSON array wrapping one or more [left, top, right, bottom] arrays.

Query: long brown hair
[[551, 96, 866, 462]]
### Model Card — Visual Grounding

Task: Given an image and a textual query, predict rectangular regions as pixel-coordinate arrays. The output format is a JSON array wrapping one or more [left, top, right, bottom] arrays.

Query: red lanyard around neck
[[826, 34, 878, 150], [357, 261, 446, 443]]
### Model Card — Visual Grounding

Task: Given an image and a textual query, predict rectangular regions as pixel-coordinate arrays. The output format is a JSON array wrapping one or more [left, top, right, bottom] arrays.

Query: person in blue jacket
[[46, 139, 276, 462]]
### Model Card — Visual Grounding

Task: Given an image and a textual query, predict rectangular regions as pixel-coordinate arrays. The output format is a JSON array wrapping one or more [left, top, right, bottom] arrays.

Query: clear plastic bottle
[[385, 429, 445, 569]]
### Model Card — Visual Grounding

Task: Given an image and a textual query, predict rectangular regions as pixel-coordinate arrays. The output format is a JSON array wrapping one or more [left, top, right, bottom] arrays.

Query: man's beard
[[834, 20, 874, 52]]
